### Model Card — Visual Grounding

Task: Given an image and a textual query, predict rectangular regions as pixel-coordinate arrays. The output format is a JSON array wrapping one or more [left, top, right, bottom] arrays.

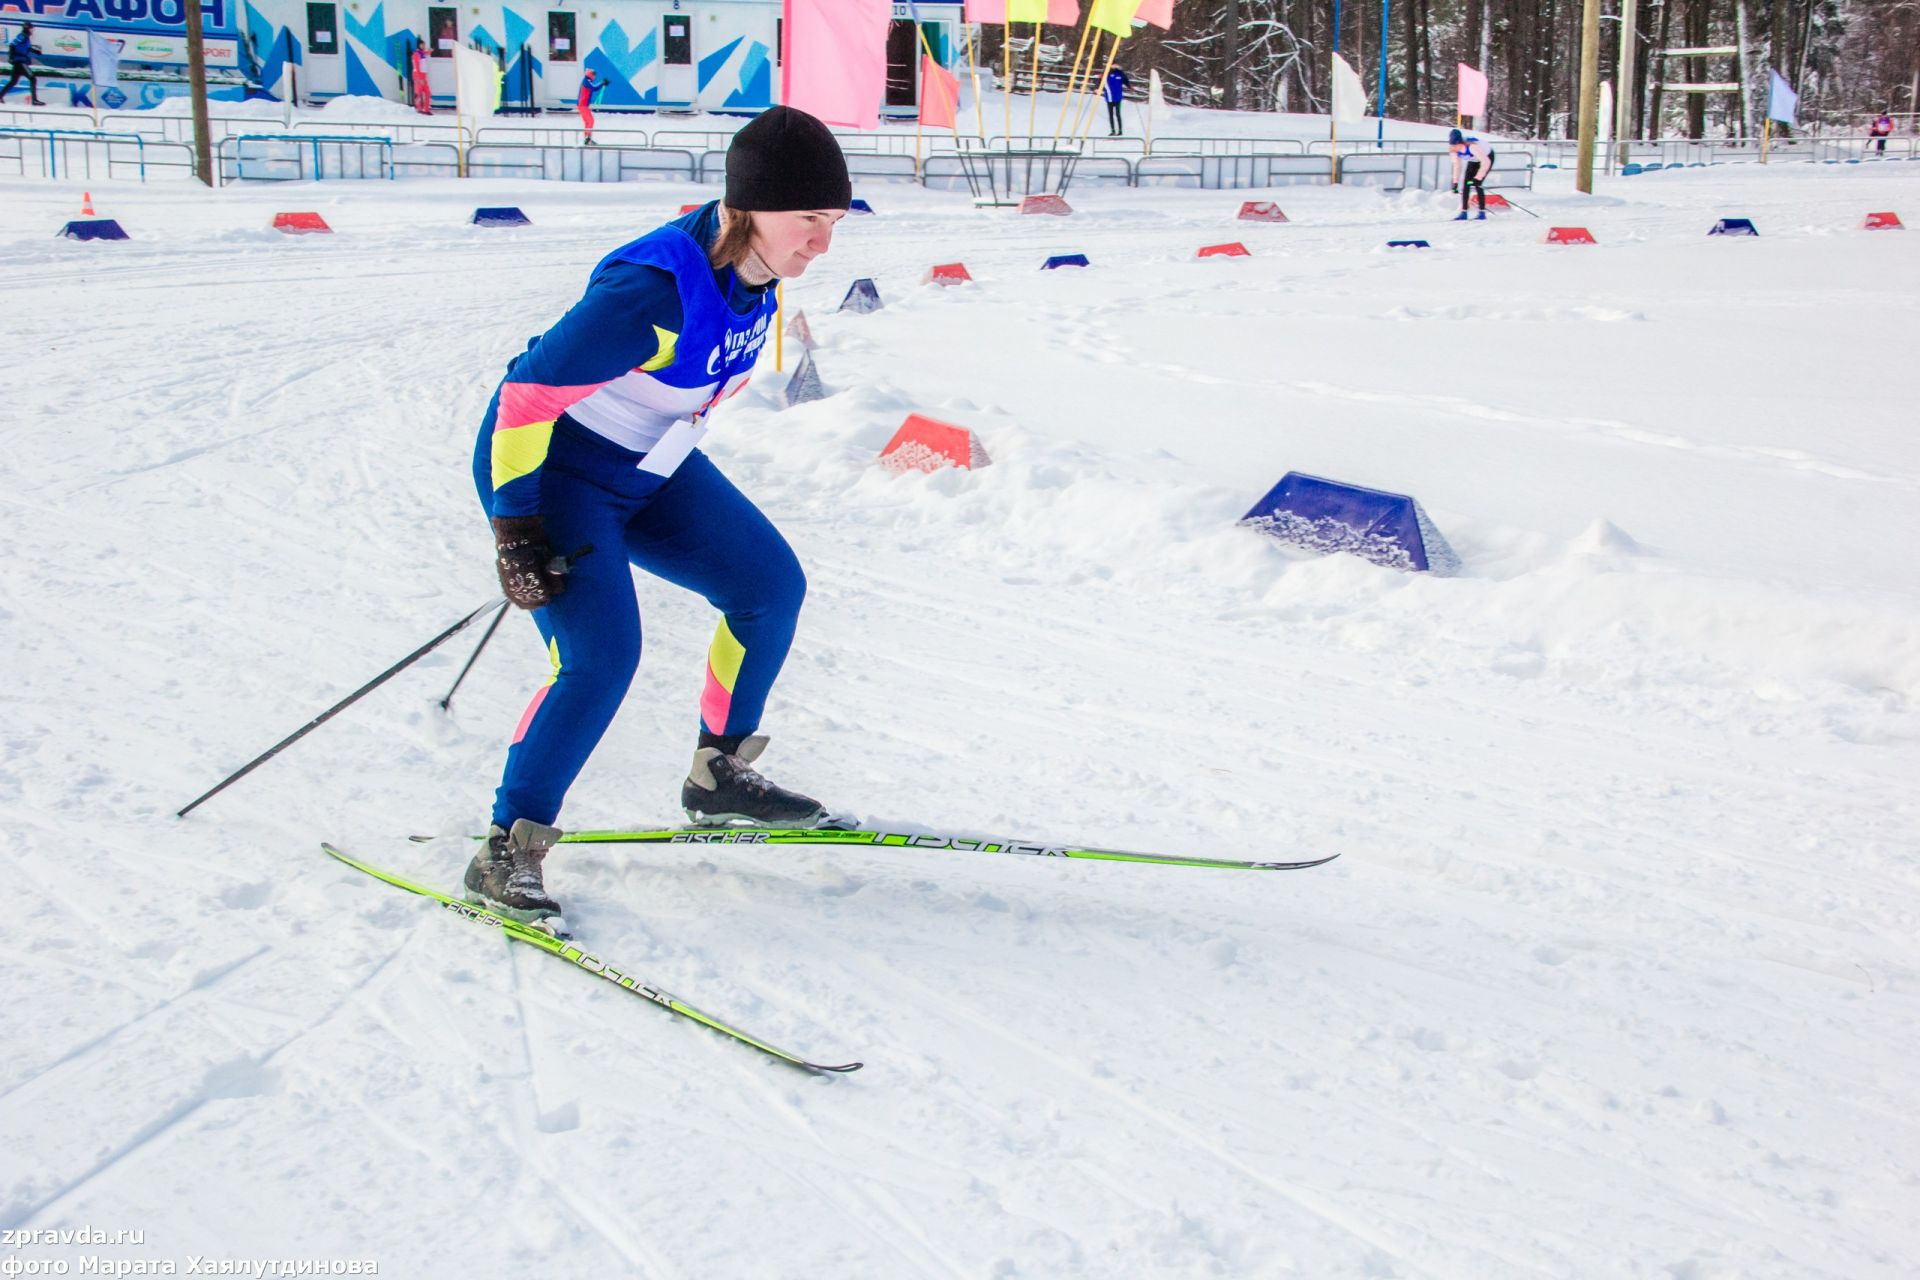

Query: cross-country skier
[[578, 69, 607, 145], [409, 39, 431, 115], [1869, 111, 1893, 154], [1449, 128, 1496, 220], [464, 106, 851, 926], [1103, 66, 1130, 136], [2, 22, 44, 106]]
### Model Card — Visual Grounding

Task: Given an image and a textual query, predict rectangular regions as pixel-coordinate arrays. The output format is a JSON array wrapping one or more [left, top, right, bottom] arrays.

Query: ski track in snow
[[3, 157, 1918, 1278]]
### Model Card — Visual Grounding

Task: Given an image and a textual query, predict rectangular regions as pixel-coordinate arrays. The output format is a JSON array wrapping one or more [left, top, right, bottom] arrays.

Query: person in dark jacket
[[3, 23, 44, 106], [464, 107, 852, 929], [1103, 66, 1130, 136]]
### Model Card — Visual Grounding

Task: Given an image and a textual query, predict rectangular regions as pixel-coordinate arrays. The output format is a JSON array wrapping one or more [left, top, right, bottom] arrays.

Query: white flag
[[1330, 53, 1368, 122], [454, 45, 501, 123], [1598, 80, 1613, 144], [88, 32, 127, 111], [1767, 69, 1797, 125]]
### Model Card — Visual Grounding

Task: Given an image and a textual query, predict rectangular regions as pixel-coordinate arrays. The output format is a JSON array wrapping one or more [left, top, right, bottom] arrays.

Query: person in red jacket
[[410, 39, 431, 115], [578, 69, 607, 145]]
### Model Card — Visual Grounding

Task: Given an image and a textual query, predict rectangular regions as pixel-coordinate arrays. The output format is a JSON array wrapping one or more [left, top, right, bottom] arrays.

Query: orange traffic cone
[[82, 192, 95, 216]]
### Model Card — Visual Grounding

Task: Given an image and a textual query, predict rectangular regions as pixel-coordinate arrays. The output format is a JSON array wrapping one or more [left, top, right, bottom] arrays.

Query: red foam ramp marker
[[679, 203, 705, 215], [1482, 193, 1513, 210], [1197, 241, 1251, 258], [1019, 194, 1072, 216], [784, 309, 817, 350], [923, 262, 972, 286], [273, 211, 331, 234], [1544, 226, 1596, 245], [877, 414, 992, 474], [1862, 211, 1904, 230], [1237, 201, 1287, 223]]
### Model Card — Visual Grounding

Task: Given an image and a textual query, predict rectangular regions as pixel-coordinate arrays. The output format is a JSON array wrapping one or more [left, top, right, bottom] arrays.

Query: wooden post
[[1575, 0, 1603, 193], [1615, 0, 1639, 168], [185, 0, 214, 186]]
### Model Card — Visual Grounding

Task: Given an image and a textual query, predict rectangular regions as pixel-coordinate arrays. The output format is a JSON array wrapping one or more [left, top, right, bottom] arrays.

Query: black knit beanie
[[725, 106, 852, 212]]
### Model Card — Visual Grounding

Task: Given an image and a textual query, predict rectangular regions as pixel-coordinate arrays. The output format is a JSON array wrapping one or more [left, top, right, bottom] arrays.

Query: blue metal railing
[[0, 127, 148, 181], [221, 133, 395, 182]]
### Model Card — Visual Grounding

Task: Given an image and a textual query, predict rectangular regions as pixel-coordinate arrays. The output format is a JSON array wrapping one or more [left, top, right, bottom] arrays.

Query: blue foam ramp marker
[[1386, 239, 1430, 249], [849, 198, 875, 214], [1622, 163, 1644, 176], [1240, 472, 1459, 575], [782, 350, 827, 407], [472, 206, 531, 227], [839, 278, 883, 313], [1042, 253, 1090, 269], [1708, 217, 1758, 236], [60, 218, 128, 241]]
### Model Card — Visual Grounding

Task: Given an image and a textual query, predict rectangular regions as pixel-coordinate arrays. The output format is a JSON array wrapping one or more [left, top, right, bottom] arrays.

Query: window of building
[[547, 10, 576, 62], [428, 7, 458, 58], [305, 2, 337, 55], [663, 14, 691, 66]]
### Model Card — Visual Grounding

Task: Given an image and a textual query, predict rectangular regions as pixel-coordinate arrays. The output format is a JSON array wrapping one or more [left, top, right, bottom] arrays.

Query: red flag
[[920, 54, 960, 129], [1134, 0, 1176, 27]]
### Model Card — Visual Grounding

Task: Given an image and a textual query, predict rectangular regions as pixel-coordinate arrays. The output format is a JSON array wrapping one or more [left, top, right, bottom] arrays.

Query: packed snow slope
[[2, 159, 1917, 1279]]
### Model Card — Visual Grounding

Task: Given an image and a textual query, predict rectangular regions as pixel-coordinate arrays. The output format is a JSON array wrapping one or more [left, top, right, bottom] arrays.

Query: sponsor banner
[[39, 23, 239, 66], [0, 0, 241, 40]]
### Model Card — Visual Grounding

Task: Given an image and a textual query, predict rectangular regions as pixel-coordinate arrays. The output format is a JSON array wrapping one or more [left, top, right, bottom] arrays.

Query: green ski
[[321, 843, 862, 1075], [416, 827, 1340, 872]]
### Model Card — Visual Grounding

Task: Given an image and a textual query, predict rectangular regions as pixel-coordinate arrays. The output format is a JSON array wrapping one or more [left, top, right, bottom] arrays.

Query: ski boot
[[1475, 209, 1488, 220], [1453, 210, 1470, 221], [464, 818, 566, 933], [682, 735, 834, 828]]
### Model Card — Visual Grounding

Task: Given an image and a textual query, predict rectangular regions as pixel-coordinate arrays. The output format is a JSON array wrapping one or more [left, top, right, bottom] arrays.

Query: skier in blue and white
[[1449, 128, 1495, 220], [1103, 65, 1131, 136], [464, 106, 851, 926], [2, 22, 43, 106]]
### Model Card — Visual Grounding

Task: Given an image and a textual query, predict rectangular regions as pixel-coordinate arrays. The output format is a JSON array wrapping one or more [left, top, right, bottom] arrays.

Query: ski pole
[[177, 596, 503, 818], [1497, 192, 1542, 217], [179, 546, 590, 817], [439, 598, 509, 711]]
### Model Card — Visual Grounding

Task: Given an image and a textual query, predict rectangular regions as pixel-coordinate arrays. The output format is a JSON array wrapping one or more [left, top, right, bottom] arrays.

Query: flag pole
[[1761, 115, 1770, 163], [1073, 35, 1121, 143], [1026, 21, 1043, 138], [1068, 32, 1106, 138], [963, 14, 987, 139], [1051, 16, 1096, 144]]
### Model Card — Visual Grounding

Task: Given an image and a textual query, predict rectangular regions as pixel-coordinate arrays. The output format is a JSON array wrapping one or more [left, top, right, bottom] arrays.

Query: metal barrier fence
[[464, 141, 697, 182], [0, 127, 196, 182], [216, 134, 395, 182]]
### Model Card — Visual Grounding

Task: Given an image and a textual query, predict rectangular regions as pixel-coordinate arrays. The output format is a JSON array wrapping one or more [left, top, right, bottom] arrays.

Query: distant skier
[[1103, 65, 1130, 137], [2, 22, 44, 107], [464, 107, 852, 927], [1869, 111, 1893, 154], [578, 69, 607, 145], [1449, 128, 1496, 220]]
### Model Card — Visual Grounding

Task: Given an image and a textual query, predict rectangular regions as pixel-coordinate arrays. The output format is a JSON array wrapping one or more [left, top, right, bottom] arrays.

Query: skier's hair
[[709, 203, 758, 272]]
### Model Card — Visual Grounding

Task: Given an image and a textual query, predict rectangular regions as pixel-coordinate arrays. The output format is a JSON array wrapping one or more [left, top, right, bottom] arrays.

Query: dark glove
[[1450, 182, 1459, 193], [492, 515, 566, 610]]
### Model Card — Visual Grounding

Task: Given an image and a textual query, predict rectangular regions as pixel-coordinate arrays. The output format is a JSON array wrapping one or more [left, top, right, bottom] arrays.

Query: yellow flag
[[1088, 0, 1140, 37], [1007, 0, 1048, 22]]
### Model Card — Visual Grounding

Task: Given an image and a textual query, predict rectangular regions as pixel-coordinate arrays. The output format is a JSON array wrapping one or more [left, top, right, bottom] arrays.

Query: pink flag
[[1134, 0, 1176, 27], [920, 54, 959, 128], [964, 0, 1006, 21], [782, 0, 891, 131], [1457, 63, 1488, 118], [1049, 0, 1081, 21]]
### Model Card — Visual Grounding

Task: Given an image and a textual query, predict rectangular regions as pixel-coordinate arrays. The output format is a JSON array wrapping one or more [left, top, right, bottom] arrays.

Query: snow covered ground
[[2, 154, 1917, 1278]]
